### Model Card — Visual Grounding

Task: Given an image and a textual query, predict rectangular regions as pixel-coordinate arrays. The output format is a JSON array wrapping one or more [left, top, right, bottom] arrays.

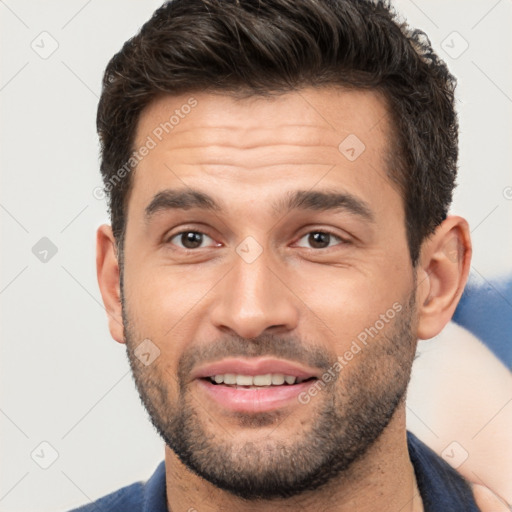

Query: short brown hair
[[97, 0, 458, 265]]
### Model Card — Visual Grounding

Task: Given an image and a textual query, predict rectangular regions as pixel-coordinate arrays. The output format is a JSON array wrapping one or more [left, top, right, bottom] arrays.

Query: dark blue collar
[[142, 460, 167, 512], [407, 431, 479, 511], [71, 432, 479, 511]]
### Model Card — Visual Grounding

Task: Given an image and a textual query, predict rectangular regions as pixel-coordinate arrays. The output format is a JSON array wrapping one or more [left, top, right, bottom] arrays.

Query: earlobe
[[416, 216, 472, 340], [96, 224, 125, 344]]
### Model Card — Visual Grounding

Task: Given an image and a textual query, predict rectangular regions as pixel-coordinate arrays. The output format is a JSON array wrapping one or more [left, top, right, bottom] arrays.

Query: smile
[[206, 373, 314, 387]]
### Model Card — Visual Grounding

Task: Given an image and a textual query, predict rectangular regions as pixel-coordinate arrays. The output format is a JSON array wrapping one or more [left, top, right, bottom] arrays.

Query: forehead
[[134, 86, 390, 153], [128, 87, 397, 221]]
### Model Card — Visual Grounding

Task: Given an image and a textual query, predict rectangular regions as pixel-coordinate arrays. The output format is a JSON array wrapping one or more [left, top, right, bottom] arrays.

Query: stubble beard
[[122, 288, 417, 500]]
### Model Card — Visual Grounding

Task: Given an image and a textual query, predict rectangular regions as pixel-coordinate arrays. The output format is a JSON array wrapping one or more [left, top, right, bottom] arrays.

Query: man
[[73, 0, 506, 510]]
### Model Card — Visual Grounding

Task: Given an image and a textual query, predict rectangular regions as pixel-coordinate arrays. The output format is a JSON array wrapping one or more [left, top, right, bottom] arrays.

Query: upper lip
[[191, 357, 321, 380]]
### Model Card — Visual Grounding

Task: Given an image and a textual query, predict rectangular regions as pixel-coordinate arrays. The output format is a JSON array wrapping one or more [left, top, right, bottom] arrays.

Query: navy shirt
[[69, 432, 479, 511]]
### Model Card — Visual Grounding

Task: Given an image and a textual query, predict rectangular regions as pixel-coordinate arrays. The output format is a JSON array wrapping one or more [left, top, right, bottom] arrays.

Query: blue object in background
[[453, 273, 512, 369]]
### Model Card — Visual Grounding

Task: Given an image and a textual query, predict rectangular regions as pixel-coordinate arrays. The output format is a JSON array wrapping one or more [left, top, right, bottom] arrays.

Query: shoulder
[[67, 481, 144, 512], [407, 431, 479, 511], [66, 461, 167, 512]]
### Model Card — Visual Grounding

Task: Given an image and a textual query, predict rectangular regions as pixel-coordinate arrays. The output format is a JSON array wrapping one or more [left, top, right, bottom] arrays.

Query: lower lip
[[196, 378, 316, 413]]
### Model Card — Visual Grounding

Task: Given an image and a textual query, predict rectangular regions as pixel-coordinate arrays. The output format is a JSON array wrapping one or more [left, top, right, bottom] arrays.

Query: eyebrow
[[144, 187, 375, 224]]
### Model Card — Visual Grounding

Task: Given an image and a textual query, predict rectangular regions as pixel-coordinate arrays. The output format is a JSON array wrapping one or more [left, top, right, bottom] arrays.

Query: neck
[[164, 405, 423, 512]]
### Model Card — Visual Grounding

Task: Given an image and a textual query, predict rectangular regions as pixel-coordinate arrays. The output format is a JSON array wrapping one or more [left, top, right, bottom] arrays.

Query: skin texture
[[96, 87, 472, 511]]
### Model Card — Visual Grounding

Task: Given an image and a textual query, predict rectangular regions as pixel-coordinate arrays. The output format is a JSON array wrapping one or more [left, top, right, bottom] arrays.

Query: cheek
[[123, 263, 215, 367], [126, 263, 207, 320], [295, 264, 410, 348]]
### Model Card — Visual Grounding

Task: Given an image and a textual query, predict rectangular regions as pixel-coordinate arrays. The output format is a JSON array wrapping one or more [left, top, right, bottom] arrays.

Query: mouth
[[203, 373, 316, 388], [193, 358, 320, 413]]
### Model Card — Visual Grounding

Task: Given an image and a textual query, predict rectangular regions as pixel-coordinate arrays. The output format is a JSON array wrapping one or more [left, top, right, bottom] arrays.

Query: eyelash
[[294, 230, 350, 249], [164, 228, 350, 251]]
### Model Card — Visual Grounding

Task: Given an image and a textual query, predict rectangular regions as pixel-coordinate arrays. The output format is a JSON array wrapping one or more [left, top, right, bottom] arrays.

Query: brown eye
[[295, 231, 346, 249], [168, 231, 214, 250]]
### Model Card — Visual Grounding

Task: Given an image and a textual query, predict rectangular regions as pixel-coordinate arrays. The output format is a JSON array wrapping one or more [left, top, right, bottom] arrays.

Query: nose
[[210, 247, 300, 340]]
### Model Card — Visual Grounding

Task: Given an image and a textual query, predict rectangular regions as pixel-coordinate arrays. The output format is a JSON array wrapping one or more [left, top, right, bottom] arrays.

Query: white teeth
[[236, 375, 253, 386], [253, 374, 272, 386], [209, 373, 301, 386], [223, 374, 237, 385], [271, 374, 285, 385]]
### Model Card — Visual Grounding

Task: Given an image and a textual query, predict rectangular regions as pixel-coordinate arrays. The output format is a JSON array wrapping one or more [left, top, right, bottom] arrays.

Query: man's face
[[120, 87, 418, 499]]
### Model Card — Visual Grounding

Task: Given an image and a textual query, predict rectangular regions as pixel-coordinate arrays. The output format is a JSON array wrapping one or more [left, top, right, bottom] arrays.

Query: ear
[[96, 224, 125, 344], [415, 215, 472, 340]]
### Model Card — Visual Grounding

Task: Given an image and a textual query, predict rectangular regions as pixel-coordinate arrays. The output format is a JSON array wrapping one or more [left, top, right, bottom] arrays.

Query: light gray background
[[1, 1, 511, 511]]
